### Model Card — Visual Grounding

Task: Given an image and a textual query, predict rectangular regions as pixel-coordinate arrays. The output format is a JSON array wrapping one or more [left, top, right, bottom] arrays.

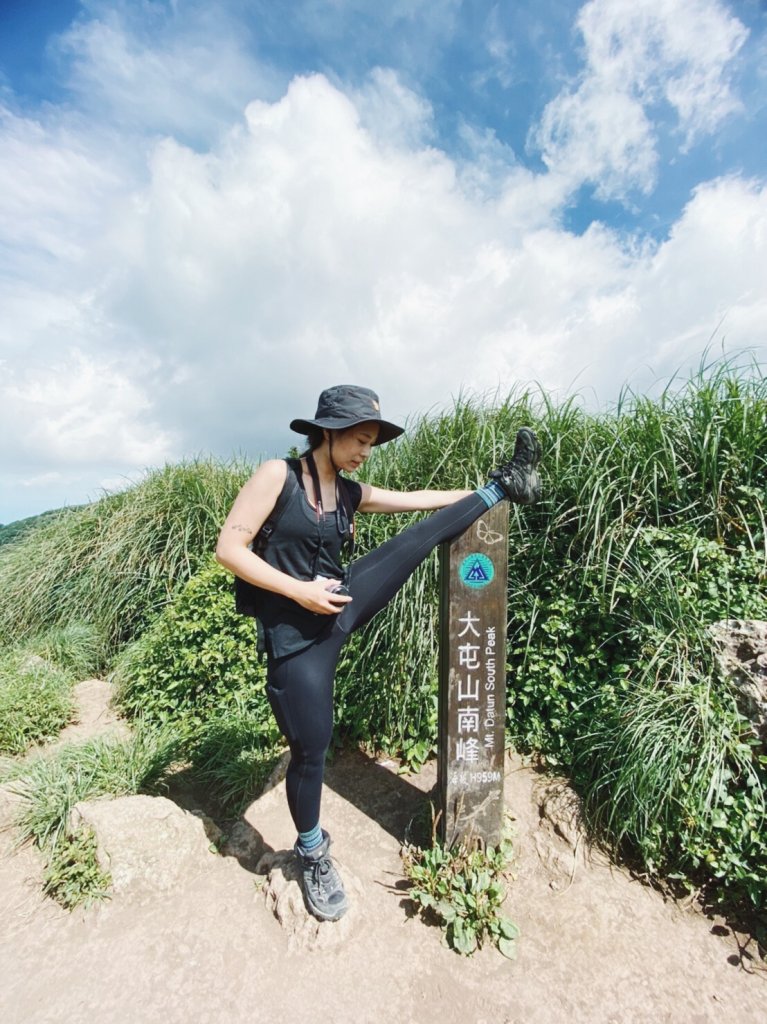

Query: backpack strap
[[233, 459, 300, 618], [253, 458, 300, 556]]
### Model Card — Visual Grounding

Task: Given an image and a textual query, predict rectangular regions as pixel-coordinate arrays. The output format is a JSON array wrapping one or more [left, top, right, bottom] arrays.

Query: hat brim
[[289, 416, 404, 446]]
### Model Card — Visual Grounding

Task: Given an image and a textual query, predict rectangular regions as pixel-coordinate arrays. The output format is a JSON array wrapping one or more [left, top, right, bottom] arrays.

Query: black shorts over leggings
[[265, 492, 489, 833]]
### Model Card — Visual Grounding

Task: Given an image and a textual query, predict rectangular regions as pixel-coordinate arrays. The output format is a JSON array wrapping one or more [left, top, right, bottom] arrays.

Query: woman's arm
[[357, 484, 473, 514], [215, 460, 350, 615]]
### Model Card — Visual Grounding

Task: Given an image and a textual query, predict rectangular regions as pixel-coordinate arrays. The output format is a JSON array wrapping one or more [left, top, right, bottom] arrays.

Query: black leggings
[[265, 492, 490, 833]]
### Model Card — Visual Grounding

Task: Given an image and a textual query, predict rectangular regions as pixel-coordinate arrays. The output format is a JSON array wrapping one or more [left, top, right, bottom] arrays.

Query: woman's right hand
[[293, 577, 353, 615]]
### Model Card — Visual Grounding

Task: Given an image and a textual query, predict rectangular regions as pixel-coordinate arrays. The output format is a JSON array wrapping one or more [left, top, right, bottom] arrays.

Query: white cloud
[[352, 68, 434, 150], [57, 0, 279, 144], [534, 0, 748, 198], [0, 106, 119, 269], [0, 1, 765, 524], [1, 349, 176, 471]]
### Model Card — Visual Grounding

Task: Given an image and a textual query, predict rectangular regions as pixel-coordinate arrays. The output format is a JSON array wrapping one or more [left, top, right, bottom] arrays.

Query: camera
[[313, 575, 351, 610]]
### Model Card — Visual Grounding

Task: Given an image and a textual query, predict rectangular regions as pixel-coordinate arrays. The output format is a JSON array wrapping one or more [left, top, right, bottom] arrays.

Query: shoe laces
[[310, 855, 335, 891]]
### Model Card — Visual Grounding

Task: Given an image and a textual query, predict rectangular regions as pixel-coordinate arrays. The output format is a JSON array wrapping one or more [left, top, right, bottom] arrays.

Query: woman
[[215, 384, 541, 922]]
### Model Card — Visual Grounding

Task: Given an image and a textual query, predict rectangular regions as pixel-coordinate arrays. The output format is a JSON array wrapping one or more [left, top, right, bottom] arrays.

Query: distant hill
[[0, 507, 73, 548]]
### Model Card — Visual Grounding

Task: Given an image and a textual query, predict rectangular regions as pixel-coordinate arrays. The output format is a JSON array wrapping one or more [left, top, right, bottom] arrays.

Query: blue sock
[[475, 480, 506, 508], [298, 824, 323, 851]]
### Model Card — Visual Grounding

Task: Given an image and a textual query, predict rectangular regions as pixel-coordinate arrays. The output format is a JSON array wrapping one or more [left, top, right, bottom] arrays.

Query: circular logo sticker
[[458, 552, 494, 589]]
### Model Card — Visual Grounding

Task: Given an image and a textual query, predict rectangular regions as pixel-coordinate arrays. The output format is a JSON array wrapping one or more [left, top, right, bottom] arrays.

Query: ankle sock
[[476, 480, 506, 508], [298, 823, 323, 851]]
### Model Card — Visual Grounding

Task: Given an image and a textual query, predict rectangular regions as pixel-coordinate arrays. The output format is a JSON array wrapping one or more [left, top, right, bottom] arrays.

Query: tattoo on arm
[[230, 523, 254, 534]]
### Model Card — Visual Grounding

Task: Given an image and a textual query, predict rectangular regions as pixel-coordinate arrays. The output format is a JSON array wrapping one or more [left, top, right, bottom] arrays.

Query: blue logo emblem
[[459, 553, 494, 589]]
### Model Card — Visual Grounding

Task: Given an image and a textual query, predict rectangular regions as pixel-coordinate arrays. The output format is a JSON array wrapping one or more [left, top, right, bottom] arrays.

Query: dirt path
[[1, 683, 764, 1024]]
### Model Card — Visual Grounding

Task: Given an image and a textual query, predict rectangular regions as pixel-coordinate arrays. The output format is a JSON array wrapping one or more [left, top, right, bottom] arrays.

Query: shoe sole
[[515, 427, 542, 468]]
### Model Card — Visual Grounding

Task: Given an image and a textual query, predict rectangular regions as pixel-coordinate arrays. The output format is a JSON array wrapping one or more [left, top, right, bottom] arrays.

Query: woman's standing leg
[[265, 630, 348, 920]]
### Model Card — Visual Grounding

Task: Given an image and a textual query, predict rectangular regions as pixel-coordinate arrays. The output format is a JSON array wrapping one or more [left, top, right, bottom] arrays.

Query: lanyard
[[305, 451, 355, 575]]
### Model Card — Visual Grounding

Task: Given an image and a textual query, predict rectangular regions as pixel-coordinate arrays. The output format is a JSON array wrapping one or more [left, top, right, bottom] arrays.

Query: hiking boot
[[294, 829, 349, 922], [490, 427, 542, 505]]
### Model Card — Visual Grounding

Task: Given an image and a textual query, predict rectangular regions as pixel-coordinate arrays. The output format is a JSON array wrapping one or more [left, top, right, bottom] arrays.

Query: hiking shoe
[[294, 829, 349, 922], [490, 427, 542, 505]]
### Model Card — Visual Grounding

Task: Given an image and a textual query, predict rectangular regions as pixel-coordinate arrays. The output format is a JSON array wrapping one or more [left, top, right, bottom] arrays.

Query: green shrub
[[112, 557, 269, 726], [185, 698, 283, 815], [508, 527, 767, 762], [0, 650, 74, 755], [573, 651, 767, 914], [112, 558, 285, 813]]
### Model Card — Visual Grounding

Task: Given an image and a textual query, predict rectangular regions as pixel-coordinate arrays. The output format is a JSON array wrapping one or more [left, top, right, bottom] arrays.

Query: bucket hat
[[290, 385, 404, 446]]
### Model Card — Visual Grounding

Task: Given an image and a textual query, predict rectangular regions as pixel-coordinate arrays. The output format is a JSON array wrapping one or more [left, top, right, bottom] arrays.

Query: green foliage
[[0, 507, 72, 548], [113, 557, 269, 727], [2, 722, 183, 850], [0, 458, 252, 654], [2, 357, 766, 927], [501, 358, 767, 920], [0, 649, 74, 755], [334, 390, 537, 760], [42, 826, 111, 909], [112, 559, 281, 815], [573, 652, 767, 913], [184, 698, 283, 815], [2, 722, 181, 909], [402, 825, 518, 958], [21, 621, 108, 679]]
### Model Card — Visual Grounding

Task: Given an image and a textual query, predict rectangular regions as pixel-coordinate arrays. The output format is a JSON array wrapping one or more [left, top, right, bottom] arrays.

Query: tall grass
[[0, 458, 252, 653], [1, 358, 765, 919]]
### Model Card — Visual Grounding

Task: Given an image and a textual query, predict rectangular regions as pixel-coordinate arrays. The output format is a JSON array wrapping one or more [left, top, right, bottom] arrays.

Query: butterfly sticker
[[477, 519, 504, 545]]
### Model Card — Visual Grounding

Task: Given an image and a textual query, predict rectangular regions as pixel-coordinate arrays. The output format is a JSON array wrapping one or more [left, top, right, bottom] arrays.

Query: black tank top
[[237, 458, 362, 658]]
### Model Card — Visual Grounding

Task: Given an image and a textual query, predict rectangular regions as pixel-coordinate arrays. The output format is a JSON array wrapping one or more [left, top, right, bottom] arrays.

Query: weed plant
[[43, 826, 111, 909], [402, 819, 518, 958]]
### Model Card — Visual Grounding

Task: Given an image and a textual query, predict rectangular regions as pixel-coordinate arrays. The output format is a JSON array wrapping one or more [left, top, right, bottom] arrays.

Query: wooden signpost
[[438, 500, 509, 847]]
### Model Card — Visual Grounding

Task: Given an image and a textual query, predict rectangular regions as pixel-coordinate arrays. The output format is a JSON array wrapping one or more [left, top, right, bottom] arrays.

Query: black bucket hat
[[290, 385, 404, 446]]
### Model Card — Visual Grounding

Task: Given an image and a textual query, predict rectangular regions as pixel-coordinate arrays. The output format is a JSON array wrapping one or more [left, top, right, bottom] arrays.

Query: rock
[[531, 777, 589, 890], [68, 794, 223, 898], [538, 779, 584, 850], [219, 819, 265, 868], [260, 749, 290, 794], [710, 619, 767, 745], [256, 847, 363, 951]]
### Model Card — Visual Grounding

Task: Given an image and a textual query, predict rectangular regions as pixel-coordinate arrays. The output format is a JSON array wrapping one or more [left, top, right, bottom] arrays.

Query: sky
[[1, 0, 766, 523]]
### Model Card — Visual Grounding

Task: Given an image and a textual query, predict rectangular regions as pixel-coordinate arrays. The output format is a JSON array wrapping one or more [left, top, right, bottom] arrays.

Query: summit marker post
[[438, 500, 509, 847]]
